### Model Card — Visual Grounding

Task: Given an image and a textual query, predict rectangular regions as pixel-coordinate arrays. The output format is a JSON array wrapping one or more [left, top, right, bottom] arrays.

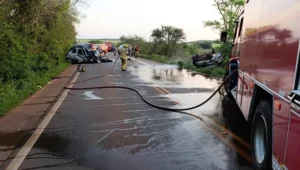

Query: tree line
[[119, 25, 217, 59], [0, 0, 80, 115], [0, 0, 78, 83]]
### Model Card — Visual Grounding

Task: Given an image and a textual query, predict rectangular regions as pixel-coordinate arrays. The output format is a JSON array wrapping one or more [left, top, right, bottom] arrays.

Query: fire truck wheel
[[222, 93, 233, 118], [251, 100, 272, 170]]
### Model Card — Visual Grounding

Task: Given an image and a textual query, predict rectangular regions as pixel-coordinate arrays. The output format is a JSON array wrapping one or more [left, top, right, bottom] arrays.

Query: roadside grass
[[78, 39, 120, 44], [212, 43, 222, 48], [0, 63, 69, 116], [139, 54, 226, 78]]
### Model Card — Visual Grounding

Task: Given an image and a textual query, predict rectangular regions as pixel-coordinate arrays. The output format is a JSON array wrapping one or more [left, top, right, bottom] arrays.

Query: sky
[[75, 0, 220, 42]]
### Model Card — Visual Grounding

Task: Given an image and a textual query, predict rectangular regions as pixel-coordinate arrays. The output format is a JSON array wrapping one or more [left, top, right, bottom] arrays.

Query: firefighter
[[118, 46, 128, 71]]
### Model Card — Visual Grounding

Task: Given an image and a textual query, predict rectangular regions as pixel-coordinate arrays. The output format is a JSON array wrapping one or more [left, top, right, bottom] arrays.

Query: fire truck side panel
[[237, 0, 261, 120], [240, 74, 254, 118], [241, 0, 299, 98], [273, 96, 290, 167], [285, 108, 300, 170], [255, 2, 300, 168], [238, 1, 300, 169], [238, 0, 260, 73]]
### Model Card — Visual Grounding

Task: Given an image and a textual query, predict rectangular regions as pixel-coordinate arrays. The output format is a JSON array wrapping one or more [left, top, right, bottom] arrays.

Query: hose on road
[[64, 56, 236, 112]]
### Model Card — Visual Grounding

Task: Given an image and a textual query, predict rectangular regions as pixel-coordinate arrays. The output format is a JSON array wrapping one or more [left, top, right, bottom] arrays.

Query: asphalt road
[[2, 53, 253, 170]]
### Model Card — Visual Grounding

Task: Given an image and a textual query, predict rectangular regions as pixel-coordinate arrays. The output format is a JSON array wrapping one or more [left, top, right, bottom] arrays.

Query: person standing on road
[[135, 46, 140, 58], [96, 45, 103, 61], [128, 45, 132, 57], [91, 47, 100, 63], [112, 45, 117, 56], [132, 46, 135, 57], [118, 46, 128, 71]]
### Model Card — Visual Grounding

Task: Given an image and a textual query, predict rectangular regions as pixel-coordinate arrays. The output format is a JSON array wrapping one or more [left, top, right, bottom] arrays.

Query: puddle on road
[[129, 65, 221, 89], [166, 92, 221, 115], [127, 62, 252, 165], [128, 64, 225, 126]]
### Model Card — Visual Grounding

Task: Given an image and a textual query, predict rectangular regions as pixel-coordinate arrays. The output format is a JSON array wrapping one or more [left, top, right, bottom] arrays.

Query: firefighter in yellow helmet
[[118, 45, 128, 71]]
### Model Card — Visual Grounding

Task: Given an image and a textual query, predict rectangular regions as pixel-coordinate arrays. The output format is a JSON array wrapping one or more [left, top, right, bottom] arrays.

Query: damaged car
[[65, 45, 100, 64]]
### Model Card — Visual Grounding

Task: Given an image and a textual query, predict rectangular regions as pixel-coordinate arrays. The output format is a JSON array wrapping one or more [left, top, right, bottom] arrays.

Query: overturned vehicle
[[65, 45, 100, 64], [192, 52, 224, 67]]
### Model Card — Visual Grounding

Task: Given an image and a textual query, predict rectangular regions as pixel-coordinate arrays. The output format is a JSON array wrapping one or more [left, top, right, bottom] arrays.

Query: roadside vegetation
[[0, 0, 80, 116], [119, 0, 244, 78], [119, 27, 225, 78], [77, 39, 120, 44]]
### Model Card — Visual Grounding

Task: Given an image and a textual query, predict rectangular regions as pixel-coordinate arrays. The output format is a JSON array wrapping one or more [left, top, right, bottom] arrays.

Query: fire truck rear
[[222, 0, 300, 170]]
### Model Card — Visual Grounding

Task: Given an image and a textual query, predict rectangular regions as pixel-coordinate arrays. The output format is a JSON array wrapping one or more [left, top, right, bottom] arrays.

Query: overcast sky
[[75, 0, 220, 42]]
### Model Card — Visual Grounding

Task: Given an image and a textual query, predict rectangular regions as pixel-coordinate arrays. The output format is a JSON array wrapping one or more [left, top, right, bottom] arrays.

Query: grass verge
[[139, 54, 226, 78], [0, 63, 69, 116]]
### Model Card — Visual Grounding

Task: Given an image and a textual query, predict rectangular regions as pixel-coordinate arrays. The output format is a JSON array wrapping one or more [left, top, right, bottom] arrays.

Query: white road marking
[[6, 72, 80, 170], [86, 102, 148, 107], [81, 91, 102, 100], [122, 109, 155, 113], [106, 75, 121, 77]]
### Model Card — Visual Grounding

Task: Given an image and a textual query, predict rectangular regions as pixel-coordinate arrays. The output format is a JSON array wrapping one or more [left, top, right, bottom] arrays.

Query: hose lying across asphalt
[[64, 56, 235, 112]]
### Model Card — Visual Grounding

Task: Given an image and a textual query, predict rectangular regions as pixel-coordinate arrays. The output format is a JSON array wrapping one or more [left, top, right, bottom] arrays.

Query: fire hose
[[64, 56, 236, 112]]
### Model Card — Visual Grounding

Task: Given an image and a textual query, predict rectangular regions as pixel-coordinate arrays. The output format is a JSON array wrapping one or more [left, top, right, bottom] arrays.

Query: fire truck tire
[[251, 100, 272, 170], [222, 93, 234, 118]]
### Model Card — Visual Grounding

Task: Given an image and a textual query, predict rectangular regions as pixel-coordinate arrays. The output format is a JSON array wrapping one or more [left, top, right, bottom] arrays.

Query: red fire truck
[[222, 0, 300, 170]]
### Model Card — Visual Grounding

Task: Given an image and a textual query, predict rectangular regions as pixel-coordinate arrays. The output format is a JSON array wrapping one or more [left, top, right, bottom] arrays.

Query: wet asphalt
[[6, 53, 253, 170]]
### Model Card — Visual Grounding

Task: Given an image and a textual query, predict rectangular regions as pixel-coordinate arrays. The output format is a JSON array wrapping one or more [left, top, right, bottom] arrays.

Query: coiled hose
[[64, 56, 235, 112]]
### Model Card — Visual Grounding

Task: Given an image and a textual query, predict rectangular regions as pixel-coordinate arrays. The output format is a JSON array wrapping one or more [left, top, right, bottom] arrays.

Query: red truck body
[[230, 0, 300, 169]]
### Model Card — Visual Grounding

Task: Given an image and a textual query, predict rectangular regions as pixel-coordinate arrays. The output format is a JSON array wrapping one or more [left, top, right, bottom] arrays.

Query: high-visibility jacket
[[118, 47, 128, 59]]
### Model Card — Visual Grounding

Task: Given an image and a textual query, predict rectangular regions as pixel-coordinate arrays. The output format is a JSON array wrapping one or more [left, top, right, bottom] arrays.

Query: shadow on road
[[222, 93, 252, 143]]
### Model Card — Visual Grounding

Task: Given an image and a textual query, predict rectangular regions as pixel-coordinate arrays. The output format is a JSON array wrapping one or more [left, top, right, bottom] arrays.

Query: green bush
[[177, 61, 184, 69], [0, 1, 77, 116]]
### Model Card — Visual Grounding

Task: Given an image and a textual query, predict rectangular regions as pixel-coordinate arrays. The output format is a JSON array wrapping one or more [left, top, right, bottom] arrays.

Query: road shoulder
[[0, 65, 77, 167]]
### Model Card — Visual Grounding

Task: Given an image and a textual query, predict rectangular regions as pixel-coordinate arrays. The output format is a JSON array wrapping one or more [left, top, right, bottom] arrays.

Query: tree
[[186, 43, 199, 55], [119, 35, 152, 54], [151, 25, 186, 58], [0, 0, 80, 82], [0, 0, 84, 116], [203, 0, 244, 43]]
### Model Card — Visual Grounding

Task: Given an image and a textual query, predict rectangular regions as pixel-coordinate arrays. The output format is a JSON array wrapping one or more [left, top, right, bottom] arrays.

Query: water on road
[[1, 54, 253, 170]]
